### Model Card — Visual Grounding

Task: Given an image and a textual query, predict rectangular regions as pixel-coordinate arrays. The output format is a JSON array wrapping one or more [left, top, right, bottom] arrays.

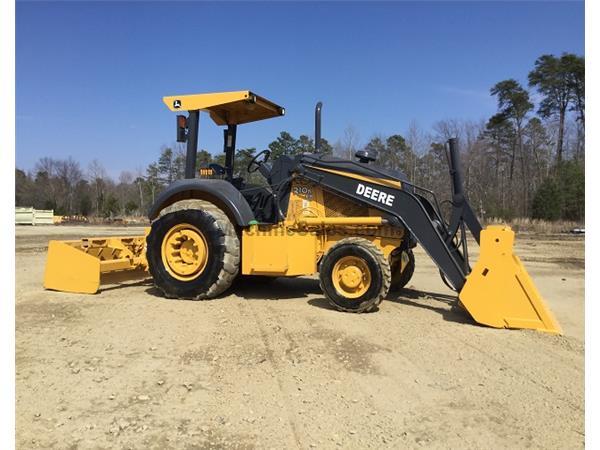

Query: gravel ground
[[16, 225, 584, 449]]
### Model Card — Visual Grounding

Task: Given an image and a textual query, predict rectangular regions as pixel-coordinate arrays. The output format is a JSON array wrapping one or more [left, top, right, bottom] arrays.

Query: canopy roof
[[163, 90, 285, 126]]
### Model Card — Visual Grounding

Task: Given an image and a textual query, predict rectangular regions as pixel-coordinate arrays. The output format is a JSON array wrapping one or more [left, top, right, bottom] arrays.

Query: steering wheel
[[247, 149, 271, 173]]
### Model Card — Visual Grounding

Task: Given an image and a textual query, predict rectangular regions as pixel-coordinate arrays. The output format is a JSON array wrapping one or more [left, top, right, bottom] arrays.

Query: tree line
[[16, 52, 584, 222], [14, 134, 334, 218]]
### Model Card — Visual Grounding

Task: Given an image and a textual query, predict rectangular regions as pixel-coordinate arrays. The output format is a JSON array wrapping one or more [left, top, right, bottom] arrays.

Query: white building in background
[[15, 207, 54, 225]]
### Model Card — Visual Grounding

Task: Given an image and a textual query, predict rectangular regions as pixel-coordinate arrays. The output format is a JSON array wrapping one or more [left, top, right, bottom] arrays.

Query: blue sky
[[16, 1, 584, 177]]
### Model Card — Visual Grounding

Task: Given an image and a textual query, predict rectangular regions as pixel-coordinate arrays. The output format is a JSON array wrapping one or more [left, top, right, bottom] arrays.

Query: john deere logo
[[356, 183, 395, 206], [173, 99, 182, 109]]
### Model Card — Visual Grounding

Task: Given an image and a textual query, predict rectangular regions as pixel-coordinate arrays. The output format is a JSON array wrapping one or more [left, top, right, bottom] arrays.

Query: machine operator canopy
[[163, 90, 285, 126]]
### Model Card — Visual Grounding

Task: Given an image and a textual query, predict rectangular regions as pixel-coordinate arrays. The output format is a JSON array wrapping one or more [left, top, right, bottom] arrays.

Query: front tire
[[319, 238, 391, 313], [390, 249, 415, 291], [146, 200, 240, 300]]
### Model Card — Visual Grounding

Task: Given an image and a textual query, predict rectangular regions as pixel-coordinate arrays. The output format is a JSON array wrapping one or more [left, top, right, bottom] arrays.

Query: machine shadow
[[140, 275, 473, 327], [232, 277, 322, 300], [99, 270, 153, 292], [306, 297, 381, 313], [308, 287, 474, 326], [391, 287, 456, 304], [387, 287, 475, 325], [144, 276, 323, 301]]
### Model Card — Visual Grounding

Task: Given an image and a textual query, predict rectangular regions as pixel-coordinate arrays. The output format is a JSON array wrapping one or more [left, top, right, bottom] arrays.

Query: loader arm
[[298, 162, 470, 291]]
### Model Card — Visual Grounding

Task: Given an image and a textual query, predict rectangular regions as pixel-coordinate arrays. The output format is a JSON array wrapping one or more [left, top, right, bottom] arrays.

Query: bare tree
[[34, 157, 59, 210], [88, 160, 107, 216], [133, 166, 145, 211], [338, 125, 361, 160], [55, 157, 83, 215], [118, 171, 134, 214], [173, 143, 187, 180], [432, 119, 462, 143], [406, 120, 427, 181]]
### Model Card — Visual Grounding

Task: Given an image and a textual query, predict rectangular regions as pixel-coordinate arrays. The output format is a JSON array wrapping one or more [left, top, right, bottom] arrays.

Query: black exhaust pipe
[[315, 101, 322, 152], [447, 138, 464, 199]]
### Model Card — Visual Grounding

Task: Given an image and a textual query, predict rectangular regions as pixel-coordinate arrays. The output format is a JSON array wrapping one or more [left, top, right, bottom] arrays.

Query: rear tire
[[319, 238, 391, 313], [146, 200, 240, 300]]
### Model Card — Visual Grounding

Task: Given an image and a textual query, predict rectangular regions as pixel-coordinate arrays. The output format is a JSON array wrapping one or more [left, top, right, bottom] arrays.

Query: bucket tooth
[[458, 225, 562, 334]]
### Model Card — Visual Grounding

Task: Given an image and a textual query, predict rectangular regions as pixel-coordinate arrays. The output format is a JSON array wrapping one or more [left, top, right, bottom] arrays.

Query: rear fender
[[148, 179, 255, 226]]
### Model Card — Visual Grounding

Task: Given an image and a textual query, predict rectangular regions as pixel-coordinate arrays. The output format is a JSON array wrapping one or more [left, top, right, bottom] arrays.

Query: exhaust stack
[[315, 101, 322, 152]]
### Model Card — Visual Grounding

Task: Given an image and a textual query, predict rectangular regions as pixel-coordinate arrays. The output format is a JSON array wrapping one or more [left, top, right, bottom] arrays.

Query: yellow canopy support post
[[459, 226, 562, 334]]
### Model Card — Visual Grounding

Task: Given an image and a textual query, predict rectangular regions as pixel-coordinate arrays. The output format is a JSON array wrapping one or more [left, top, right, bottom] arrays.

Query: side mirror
[[176, 115, 187, 142]]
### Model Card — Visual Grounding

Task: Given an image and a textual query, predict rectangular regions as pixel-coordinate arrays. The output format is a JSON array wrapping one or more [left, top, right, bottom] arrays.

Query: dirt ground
[[15, 225, 584, 449]]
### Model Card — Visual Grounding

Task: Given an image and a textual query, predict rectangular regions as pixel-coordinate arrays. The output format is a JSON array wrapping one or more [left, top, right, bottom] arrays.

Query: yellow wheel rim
[[161, 223, 208, 281], [332, 256, 371, 299]]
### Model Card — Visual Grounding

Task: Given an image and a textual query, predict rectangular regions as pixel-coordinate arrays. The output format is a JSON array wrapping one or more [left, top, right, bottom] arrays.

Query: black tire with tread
[[146, 199, 240, 300], [390, 249, 415, 291], [319, 237, 391, 313]]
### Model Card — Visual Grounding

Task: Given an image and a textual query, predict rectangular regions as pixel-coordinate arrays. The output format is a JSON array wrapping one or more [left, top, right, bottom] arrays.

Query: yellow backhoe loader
[[43, 90, 561, 334]]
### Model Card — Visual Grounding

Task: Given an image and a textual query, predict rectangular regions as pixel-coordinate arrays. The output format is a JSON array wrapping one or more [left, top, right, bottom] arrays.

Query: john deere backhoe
[[44, 90, 561, 333]]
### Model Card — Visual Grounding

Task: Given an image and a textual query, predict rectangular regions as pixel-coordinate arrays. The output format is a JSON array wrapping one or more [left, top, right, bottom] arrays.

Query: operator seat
[[241, 184, 276, 222], [240, 155, 297, 223], [268, 155, 296, 186]]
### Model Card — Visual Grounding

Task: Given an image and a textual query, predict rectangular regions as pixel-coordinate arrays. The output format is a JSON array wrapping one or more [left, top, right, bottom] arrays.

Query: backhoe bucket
[[458, 225, 562, 334], [44, 235, 148, 294]]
